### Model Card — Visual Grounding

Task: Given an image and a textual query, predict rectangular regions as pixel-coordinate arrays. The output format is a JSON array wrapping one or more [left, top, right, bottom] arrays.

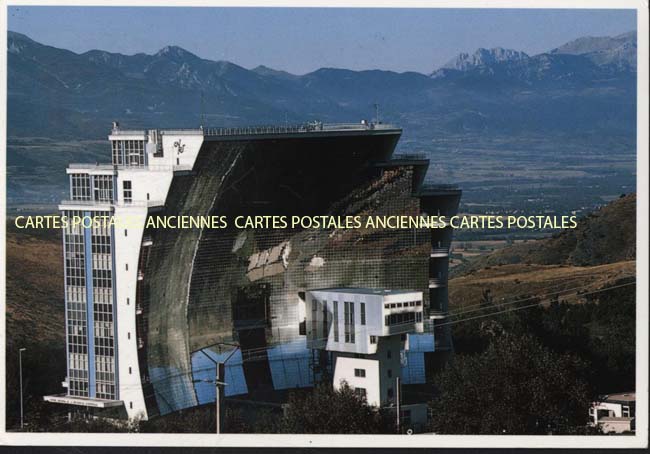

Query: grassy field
[[449, 261, 635, 310], [5, 225, 64, 343]]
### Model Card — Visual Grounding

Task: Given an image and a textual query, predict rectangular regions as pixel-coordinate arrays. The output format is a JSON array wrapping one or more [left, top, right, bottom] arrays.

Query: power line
[[447, 274, 635, 318], [437, 281, 636, 328]]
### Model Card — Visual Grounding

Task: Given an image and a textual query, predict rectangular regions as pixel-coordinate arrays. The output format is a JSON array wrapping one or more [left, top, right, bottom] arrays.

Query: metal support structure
[[193, 342, 240, 434], [19, 348, 26, 429], [396, 376, 401, 434]]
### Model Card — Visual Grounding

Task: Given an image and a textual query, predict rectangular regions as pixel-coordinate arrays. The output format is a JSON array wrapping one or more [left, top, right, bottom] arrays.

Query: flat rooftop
[[109, 122, 401, 139], [309, 287, 420, 296]]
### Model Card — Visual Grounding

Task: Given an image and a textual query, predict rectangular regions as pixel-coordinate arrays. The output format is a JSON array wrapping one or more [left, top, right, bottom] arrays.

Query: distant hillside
[[551, 31, 637, 69], [452, 193, 636, 276], [5, 223, 64, 344], [5, 223, 67, 430], [440, 47, 530, 71], [8, 30, 636, 140], [449, 260, 634, 311], [7, 30, 637, 207]]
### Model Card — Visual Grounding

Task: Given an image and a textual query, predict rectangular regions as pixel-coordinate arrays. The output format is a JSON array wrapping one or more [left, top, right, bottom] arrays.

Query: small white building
[[305, 288, 425, 408], [589, 392, 636, 434]]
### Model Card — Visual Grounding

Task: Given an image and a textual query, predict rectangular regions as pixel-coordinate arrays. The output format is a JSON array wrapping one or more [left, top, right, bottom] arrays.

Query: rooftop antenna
[[374, 102, 380, 124], [200, 91, 206, 129]]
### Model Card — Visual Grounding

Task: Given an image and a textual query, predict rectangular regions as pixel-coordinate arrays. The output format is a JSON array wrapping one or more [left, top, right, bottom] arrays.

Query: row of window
[[70, 174, 149, 206], [343, 302, 355, 343], [312, 300, 368, 344], [70, 174, 115, 202], [64, 211, 117, 400], [112, 140, 145, 166], [71, 174, 91, 200], [384, 311, 423, 326], [384, 301, 422, 309]]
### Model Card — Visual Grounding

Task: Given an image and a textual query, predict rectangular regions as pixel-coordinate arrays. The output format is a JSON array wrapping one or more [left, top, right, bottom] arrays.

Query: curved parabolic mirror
[[136, 127, 459, 416]]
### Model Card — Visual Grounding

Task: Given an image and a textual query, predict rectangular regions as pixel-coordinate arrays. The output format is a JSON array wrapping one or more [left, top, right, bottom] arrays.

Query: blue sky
[[8, 7, 636, 74]]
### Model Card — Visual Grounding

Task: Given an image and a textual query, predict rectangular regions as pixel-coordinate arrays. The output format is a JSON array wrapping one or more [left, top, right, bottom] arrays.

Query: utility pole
[[215, 361, 225, 435], [19, 348, 26, 429], [395, 376, 401, 434], [194, 343, 240, 434]]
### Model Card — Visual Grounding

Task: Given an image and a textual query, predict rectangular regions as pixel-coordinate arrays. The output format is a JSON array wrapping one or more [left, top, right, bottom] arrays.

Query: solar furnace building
[[44, 121, 461, 420]]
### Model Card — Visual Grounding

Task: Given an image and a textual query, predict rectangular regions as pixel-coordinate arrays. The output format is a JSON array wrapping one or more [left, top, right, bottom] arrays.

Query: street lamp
[[19, 348, 26, 430], [192, 343, 240, 434]]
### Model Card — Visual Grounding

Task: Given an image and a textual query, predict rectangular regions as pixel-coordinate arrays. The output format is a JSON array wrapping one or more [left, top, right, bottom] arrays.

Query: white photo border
[[0, 0, 647, 448]]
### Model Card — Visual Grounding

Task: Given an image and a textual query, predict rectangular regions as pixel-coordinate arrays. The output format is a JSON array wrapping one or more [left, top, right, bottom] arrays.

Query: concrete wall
[[333, 356, 381, 406]]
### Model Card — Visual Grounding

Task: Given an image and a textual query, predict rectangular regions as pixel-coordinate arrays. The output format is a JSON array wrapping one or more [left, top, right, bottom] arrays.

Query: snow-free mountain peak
[[442, 47, 530, 71]]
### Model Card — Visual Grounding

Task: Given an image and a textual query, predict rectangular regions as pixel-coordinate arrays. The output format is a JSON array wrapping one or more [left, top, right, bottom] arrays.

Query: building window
[[387, 388, 394, 399], [350, 302, 355, 343], [333, 301, 339, 342], [623, 406, 630, 417], [385, 312, 417, 326], [125, 263, 129, 271], [360, 303, 366, 325], [126, 297, 130, 305], [344, 301, 355, 343], [387, 369, 392, 378], [354, 368, 366, 378], [112, 140, 145, 166], [112, 140, 123, 165], [354, 388, 367, 399], [146, 192, 150, 201], [127, 332, 131, 340], [311, 300, 318, 336], [130, 402, 133, 409], [124, 229, 128, 237], [125, 140, 145, 166], [93, 175, 114, 202], [370, 335, 377, 344], [123, 180, 132, 203], [129, 366, 132, 375], [322, 300, 328, 339], [151, 130, 164, 157], [71, 174, 91, 201], [387, 349, 392, 359], [344, 302, 349, 343]]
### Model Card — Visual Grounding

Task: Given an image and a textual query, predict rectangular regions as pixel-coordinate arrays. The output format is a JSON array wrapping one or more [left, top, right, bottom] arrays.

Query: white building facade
[[589, 392, 636, 434], [305, 288, 424, 407], [45, 123, 204, 420]]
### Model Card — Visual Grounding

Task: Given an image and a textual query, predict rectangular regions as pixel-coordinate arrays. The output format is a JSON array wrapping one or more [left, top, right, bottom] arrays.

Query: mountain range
[[7, 30, 637, 140]]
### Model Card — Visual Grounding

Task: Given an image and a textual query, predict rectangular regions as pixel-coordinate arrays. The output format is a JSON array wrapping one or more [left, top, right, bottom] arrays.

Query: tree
[[429, 333, 592, 434], [279, 382, 392, 433]]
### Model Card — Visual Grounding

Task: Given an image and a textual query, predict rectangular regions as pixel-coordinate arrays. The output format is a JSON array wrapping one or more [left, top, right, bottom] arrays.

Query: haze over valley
[[7, 30, 636, 228]]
